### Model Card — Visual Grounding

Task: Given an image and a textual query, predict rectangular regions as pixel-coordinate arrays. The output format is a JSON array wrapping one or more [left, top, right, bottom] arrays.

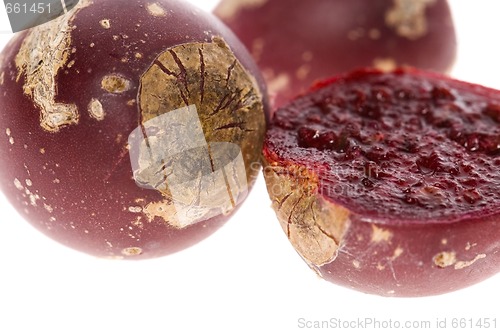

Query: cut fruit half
[[263, 68, 500, 296]]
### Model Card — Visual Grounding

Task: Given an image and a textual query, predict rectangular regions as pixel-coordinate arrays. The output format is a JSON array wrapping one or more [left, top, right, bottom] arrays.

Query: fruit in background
[[215, 0, 457, 108], [0, 0, 268, 259], [262, 67, 499, 296]]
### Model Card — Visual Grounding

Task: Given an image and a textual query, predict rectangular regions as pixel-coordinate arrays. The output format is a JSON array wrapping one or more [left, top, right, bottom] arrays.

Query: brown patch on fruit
[[44, 203, 53, 213], [373, 57, 398, 72], [296, 64, 311, 80], [143, 200, 175, 223], [128, 206, 142, 213], [101, 74, 131, 93], [371, 225, 393, 243], [87, 98, 105, 120], [215, 0, 267, 19], [136, 36, 264, 196], [146, 2, 167, 17], [99, 19, 111, 29], [465, 242, 477, 251], [392, 246, 404, 259], [264, 71, 290, 94], [121, 247, 142, 256], [5, 128, 13, 145], [433, 251, 457, 268], [0, 71, 4, 85], [454, 254, 486, 270], [263, 160, 350, 266], [131, 217, 144, 228], [385, 0, 436, 40], [134, 135, 249, 228], [251, 38, 265, 61], [13, 178, 23, 191], [14, 0, 91, 132], [142, 198, 221, 229], [434, 251, 486, 270]]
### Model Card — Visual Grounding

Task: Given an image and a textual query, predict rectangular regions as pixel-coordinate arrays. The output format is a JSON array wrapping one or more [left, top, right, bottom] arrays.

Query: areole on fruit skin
[[262, 68, 500, 297], [0, 0, 268, 259], [385, 0, 437, 40]]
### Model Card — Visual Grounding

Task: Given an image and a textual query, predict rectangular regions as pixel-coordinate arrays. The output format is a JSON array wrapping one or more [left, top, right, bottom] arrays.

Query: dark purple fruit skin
[[0, 0, 268, 259], [262, 68, 499, 296], [215, 0, 457, 108]]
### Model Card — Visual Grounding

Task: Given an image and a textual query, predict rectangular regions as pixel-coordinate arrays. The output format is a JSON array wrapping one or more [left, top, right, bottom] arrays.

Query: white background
[[0, 1, 499, 332]]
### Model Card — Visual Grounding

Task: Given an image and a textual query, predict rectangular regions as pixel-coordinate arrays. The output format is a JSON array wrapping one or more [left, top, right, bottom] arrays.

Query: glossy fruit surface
[[262, 68, 499, 296], [215, 0, 457, 108], [0, 0, 268, 259]]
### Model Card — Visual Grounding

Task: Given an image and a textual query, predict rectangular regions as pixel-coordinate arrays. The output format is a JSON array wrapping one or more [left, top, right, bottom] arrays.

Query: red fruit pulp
[[267, 68, 500, 221]]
